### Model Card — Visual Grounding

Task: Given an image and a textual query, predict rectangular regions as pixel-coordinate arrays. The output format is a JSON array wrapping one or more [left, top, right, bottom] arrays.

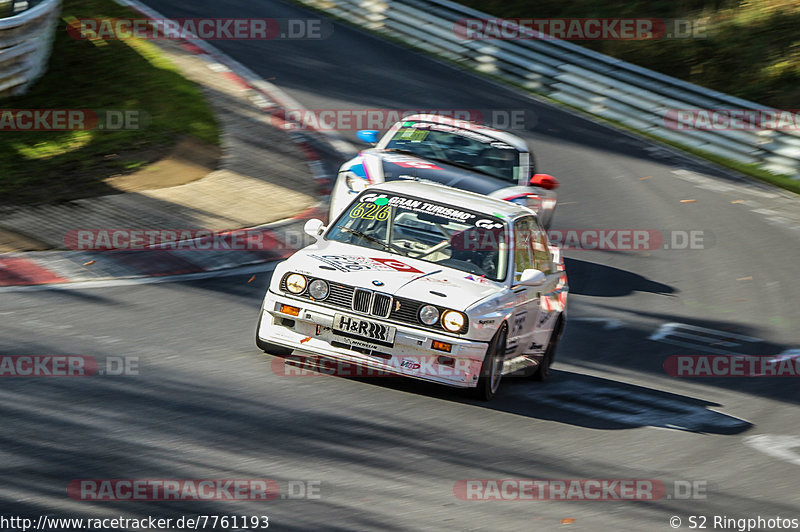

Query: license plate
[[333, 313, 396, 345]]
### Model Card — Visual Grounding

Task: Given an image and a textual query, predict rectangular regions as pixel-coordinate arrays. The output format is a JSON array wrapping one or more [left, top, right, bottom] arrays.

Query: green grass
[[0, 0, 219, 204], [458, 0, 800, 110]]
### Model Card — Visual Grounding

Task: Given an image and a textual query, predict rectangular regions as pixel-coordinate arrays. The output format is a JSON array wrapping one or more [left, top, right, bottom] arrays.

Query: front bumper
[[258, 290, 489, 388]]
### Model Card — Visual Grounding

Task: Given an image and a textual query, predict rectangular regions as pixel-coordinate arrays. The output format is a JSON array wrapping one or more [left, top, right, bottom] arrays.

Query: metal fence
[[0, 0, 60, 98], [298, 0, 800, 179]]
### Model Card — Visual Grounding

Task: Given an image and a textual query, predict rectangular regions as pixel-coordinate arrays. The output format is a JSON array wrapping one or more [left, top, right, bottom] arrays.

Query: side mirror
[[356, 129, 380, 144], [304, 218, 326, 240], [516, 268, 546, 287], [529, 173, 559, 190]]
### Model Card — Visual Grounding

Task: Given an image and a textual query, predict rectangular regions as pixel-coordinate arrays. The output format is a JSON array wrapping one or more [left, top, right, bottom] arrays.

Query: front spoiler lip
[[268, 346, 476, 389], [262, 331, 480, 388]]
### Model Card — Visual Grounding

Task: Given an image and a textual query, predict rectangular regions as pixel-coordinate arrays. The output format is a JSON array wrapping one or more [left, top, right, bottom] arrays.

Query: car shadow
[[271, 354, 750, 435], [564, 257, 676, 297], [487, 370, 752, 434]]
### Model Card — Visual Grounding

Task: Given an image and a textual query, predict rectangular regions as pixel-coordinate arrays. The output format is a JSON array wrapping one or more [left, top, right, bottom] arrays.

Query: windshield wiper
[[338, 227, 400, 254], [397, 269, 443, 292]]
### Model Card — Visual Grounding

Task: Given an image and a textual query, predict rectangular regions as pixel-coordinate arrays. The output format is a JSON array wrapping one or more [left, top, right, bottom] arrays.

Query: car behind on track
[[328, 114, 560, 231]]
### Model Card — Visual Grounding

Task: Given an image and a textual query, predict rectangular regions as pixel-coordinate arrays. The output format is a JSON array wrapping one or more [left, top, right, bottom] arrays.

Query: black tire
[[472, 326, 507, 401], [255, 312, 293, 356], [532, 318, 563, 381]]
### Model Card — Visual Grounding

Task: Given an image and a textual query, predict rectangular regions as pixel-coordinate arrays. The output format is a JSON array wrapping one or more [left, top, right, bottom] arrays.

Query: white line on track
[[744, 434, 800, 467], [650, 322, 800, 359], [0, 263, 277, 293]]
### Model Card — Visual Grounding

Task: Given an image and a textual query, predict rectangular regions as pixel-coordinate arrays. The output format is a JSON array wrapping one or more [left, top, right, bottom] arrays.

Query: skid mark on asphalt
[[744, 435, 800, 467], [649, 322, 763, 356], [671, 169, 800, 232], [507, 374, 751, 434]]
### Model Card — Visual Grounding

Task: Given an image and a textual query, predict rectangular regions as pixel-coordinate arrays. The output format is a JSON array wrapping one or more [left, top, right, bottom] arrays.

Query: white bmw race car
[[329, 114, 560, 230], [257, 180, 568, 400]]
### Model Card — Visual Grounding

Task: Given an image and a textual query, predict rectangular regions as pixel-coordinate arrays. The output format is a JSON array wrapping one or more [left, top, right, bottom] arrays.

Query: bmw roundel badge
[[372, 280, 384, 286]]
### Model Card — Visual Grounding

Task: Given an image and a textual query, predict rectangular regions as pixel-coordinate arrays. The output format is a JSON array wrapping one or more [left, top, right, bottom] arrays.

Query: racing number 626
[[349, 203, 390, 221]]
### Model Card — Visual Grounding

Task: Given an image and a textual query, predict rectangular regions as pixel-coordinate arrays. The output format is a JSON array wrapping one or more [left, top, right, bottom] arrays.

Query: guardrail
[[0, 0, 60, 98], [298, 0, 800, 180]]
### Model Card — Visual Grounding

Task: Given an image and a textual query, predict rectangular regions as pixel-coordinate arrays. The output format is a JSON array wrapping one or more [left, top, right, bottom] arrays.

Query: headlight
[[308, 279, 329, 300], [346, 173, 369, 192], [285, 273, 307, 294], [419, 305, 440, 325], [441, 310, 466, 332]]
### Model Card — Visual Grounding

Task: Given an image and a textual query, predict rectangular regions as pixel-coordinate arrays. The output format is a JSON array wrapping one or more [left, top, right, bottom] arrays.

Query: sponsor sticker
[[359, 193, 483, 224], [308, 254, 422, 274]]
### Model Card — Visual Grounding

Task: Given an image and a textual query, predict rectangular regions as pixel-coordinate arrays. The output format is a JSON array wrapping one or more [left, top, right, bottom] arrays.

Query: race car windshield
[[384, 122, 521, 182], [326, 191, 508, 281]]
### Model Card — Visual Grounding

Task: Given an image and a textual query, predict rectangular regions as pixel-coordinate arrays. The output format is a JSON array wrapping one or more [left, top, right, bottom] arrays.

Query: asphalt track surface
[[2, 1, 799, 530]]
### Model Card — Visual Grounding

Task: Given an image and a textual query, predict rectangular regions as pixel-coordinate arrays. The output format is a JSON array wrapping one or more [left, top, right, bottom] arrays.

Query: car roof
[[402, 113, 528, 152], [368, 180, 532, 221]]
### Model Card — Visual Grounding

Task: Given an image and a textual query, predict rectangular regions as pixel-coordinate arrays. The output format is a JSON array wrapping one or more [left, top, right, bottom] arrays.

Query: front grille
[[327, 283, 354, 307], [392, 297, 422, 323], [280, 274, 468, 334], [372, 293, 392, 318], [353, 288, 372, 313]]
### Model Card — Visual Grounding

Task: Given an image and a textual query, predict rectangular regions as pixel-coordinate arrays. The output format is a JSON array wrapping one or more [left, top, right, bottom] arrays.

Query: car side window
[[513, 218, 534, 282]]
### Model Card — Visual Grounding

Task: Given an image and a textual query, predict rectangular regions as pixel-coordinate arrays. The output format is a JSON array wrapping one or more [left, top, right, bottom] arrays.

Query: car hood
[[357, 150, 517, 196], [283, 240, 504, 312]]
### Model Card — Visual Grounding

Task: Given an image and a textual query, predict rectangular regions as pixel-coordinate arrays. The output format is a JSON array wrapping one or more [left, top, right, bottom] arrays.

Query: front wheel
[[472, 326, 507, 401]]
